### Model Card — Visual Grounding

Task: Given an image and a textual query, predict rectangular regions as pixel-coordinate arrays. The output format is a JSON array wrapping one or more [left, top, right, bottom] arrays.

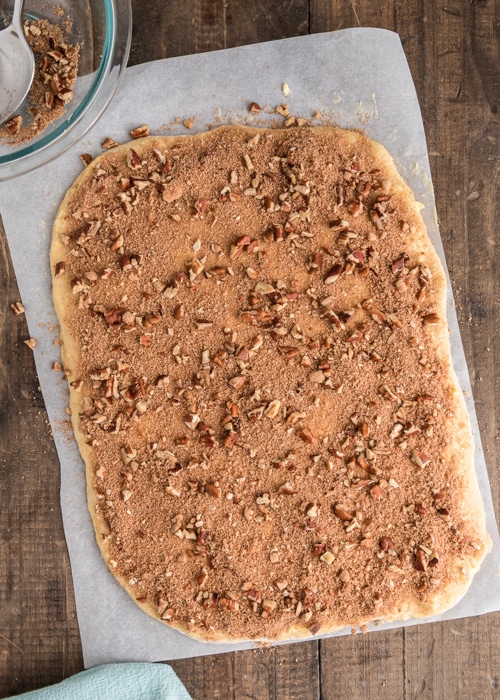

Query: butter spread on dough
[[51, 125, 490, 642]]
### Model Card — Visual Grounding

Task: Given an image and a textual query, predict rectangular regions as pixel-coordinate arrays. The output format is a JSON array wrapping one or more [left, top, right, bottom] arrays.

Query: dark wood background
[[1, 1, 499, 697]]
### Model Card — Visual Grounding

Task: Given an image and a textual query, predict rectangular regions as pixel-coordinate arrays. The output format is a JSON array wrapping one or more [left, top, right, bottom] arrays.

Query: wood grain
[[171, 642, 319, 700], [319, 629, 404, 700], [0, 223, 83, 697], [1, 0, 499, 697], [129, 0, 309, 65]]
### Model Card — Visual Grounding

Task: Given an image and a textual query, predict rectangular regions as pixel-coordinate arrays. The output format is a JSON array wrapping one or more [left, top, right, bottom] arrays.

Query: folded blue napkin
[[9, 663, 191, 700]]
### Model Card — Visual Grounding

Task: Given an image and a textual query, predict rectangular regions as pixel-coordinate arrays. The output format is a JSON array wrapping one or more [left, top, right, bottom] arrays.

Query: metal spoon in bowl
[[0, 0, 35, 124]]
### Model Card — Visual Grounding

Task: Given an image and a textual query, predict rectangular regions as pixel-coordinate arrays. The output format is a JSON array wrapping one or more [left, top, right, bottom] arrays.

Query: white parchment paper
[[1, 29, 499, 668]]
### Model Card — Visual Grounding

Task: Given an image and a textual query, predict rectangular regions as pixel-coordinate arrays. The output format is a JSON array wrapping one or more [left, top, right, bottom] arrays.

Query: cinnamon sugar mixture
[[55, 126, 482, 640], [2, 18, 79, 144]]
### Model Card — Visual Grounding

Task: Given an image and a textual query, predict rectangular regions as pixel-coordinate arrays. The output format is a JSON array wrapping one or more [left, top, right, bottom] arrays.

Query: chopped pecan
[[130, 124, 149, 139], [228, 375, 247, 391], [334, 505, 353, 521], [205, 483, 222, 498]]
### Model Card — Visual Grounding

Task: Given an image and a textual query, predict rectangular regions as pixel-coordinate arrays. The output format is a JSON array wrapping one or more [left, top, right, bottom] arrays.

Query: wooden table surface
[[1, 1, 499, 698]]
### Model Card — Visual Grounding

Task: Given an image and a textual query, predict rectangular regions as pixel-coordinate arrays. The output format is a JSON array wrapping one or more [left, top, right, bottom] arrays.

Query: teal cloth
[[9, 663, 191, 700]]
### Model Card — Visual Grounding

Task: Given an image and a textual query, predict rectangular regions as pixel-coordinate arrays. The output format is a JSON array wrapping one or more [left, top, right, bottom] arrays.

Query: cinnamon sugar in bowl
[[0, 0, 131, 181]]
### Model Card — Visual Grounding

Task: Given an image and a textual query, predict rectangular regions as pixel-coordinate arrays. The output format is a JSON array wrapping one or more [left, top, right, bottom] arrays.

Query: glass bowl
[[0, 0, 132, 181]]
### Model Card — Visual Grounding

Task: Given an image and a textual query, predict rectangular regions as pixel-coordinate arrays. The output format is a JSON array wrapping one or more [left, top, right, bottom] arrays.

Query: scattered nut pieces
[[411, 450, 431, 469], [102, 136, 120, 150], [334, 505, 353, 521], [320, 551, 335, 565], [422, 312, 440, 325], [264, 399, 281, 419], [205, 483, 222, 498], [165, 486, 181, 497], [10, 302, 25, 315], [80, 153, 93, 167], [130, 124, 150, 139], [228, 375, 247, 391], [5, 116, 23, 136], [275, 103, 289, 117], [53, 123, 486, 642], [299, 428, 317, 445], [262, 599, 277, 613]]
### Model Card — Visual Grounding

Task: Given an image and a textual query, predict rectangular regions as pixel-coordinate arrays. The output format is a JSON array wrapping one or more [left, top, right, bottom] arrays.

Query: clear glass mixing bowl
[[0, 0, 131, 181]]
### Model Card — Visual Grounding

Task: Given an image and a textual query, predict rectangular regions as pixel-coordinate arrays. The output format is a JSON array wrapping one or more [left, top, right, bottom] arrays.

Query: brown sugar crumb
[[52, 125, 488, 642], [1, 18, 80, 144]]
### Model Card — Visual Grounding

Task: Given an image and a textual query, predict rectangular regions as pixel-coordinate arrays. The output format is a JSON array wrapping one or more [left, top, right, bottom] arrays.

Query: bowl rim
[[0, 0, 132, 181]]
